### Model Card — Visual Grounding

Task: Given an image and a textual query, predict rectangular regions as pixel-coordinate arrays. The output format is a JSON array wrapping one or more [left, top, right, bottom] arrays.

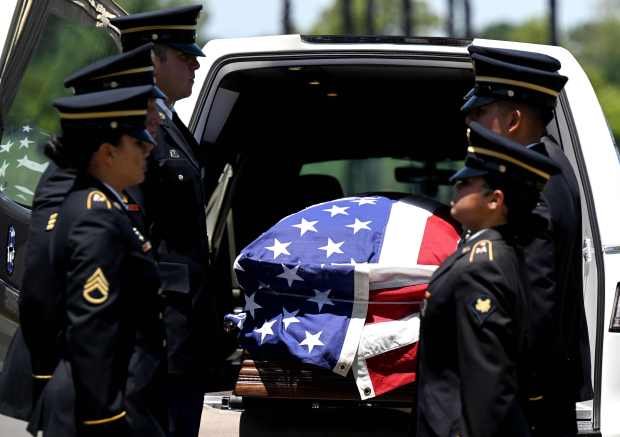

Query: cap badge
[[83, 267, 110, 305]]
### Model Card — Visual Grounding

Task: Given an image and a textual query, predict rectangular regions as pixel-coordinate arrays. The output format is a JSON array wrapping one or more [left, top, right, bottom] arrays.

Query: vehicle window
[[301, 157, 462, 205], [1, 13, 117, 207]]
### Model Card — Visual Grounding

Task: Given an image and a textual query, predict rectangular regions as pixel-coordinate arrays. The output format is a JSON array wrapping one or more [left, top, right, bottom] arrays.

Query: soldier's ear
[[487, 189, 505, 211], [507, 108, 523, 135], [99, 142, 117, 164]]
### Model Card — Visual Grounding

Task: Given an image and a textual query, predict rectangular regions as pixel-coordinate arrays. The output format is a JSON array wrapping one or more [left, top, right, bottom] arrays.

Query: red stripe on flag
[[417, 214, 460, 265], [367, 284, 426, 323], [366, 343, 418, 397]]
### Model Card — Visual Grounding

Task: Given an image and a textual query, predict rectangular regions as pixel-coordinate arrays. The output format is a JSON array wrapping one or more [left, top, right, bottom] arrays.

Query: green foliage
[[310, 0, 439, 35], [480, 17, 548, 44], [479, 16, 620, 144]]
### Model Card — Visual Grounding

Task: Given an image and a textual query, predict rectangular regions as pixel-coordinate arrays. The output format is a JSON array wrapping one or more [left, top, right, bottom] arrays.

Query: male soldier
[[1, 44, 162, 422], [111, 6, 213, 437], [461, 45, 593, 436]]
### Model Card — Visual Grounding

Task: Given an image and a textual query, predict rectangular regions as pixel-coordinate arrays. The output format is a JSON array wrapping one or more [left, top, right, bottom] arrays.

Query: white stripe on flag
[[368, 265, 436, 290], [378, 201, 432, 266], [333, 263, 370, 376], [357, 312, 421, 360]]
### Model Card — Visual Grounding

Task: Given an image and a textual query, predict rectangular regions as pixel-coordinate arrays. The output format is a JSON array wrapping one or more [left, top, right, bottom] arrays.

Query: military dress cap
[[64, 43, 166, 99], [461, 45, 568, 113], [53, 85, 156, 144], [110, 5, 205, 57], [450, 121, 559, 188]]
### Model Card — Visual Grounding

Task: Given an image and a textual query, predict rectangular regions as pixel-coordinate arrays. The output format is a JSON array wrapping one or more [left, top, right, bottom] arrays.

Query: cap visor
[[460, 94, 496, 114], [449, 166, 488, 183], [129, 129, 156, 145], [168, 42, 205, 57]]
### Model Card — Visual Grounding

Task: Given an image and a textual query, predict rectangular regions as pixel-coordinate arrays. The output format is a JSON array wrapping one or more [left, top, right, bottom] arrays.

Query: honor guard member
[[416, 122, 559, 437], [6, 45, 163, 424], [462, 46, 593, 437], [28, 85, 166, 437], [111, 6, 214, 437]]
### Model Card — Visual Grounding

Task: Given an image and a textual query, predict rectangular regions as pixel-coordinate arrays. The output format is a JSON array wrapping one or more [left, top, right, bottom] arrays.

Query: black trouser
[[166, 374, 204, 437]]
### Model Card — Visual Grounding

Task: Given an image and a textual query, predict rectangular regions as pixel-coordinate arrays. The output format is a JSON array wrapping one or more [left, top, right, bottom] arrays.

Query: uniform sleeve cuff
[[82, 410, 127, 425]]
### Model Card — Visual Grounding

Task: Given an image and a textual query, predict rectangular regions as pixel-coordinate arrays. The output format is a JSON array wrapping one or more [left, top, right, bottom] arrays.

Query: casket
[[230, 194, 460, 401]]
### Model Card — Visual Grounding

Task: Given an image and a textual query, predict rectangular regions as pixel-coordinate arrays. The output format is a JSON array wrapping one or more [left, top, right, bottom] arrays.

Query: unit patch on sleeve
[[468, 240, 494, 263], [83, 267, 110, 304], [86, 191, 112, 209]]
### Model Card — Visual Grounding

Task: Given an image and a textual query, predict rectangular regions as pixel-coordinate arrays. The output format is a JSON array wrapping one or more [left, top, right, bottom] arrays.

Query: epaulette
[[468, 239, 494, 263], [86, 190, 112, 209]]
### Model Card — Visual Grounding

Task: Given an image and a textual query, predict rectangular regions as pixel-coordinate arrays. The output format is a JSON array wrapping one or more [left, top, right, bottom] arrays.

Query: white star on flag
[[292, 218, 318, 236], [299, 330, 324, 353], [308, 289, 335, 312], [350, 196, 379, 205], [254, 318, 277, 344], [276, 264, 304, 287], [17, 154, 48, 173], [19, 137, 33, 149], [244, 292, 263, 319], [282, 308, 300, 330], [345, 218, 372, 234], [265, 238, 292, 259], [0, 141, 13, 153], [21, 125, 32, 133], [323, 204, 350, 217], [0, 161, 9, 178], [318, 238, 344, 258]]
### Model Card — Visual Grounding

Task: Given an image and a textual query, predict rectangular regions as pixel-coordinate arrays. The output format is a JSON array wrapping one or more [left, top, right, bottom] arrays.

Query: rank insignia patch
[[83, 267, 110, 304], [470, 294, 495, 324], [475, 297, 492, 313], [46, 212, 59, 231]]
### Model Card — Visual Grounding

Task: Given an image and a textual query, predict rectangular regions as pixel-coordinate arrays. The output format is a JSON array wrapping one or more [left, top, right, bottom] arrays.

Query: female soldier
[[28, 85, 166, 437], [415, 122, 559, 437]]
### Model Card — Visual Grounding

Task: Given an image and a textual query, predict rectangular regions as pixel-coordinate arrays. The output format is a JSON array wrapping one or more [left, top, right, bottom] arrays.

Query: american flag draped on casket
[[231, 195, 460, 399]]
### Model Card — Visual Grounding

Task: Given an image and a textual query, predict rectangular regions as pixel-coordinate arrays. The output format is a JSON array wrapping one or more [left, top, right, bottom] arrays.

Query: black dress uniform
[[416, 122, 560, 437], [462, 46, 593, 437], [26, 86, 166, 437], [0, 45, 163, 423], [111, 7, 214, 437]]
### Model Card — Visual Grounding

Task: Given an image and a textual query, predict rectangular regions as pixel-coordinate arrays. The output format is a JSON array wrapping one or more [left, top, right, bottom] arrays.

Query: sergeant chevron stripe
[[83, 267, 110, 304]]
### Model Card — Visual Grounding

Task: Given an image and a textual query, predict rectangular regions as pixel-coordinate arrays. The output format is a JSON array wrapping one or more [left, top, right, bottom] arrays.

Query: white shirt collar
[[156, 98, 173, 120], [102, 182, 127, 210]]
